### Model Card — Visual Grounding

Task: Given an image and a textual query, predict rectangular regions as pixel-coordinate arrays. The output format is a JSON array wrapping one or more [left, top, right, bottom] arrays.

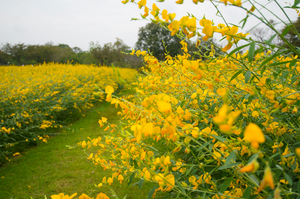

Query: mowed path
[[0, 101, 154, 199]]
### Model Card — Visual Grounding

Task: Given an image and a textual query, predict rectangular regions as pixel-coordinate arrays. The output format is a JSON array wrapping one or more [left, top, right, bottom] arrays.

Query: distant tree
[[73, 47, 82, 54], [2, 43, 27, 65], [279, 16, 300, 48], [135, 22, 183, 60], [0, 49, 9, 65], [54, 44, 74, 63], [89, 38, 131, 67]]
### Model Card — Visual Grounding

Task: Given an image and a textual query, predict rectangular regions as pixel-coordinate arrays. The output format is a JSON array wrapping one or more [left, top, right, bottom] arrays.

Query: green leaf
[[269, 60, 294, 67], [196, 140, 211, 152], [297, 179, 300, 192], [245, 70, 251, 83], [211, 134, 228, 143], [227, 43, 251, 58], [267, 195, 273, 199], [147, 186, 159, 199], [289, 59, 297, 68], [217, 162, 242, 170], [138, 178, 144, 189], [284, 173, 293, 186], [225, 150, 236, 166], [230, 69, 244, 81], [242, 186, 251, 199], [186, 165, 194, 176], [259, 51, 280, 69], [269, 152, 279, 160], [127, 172, 135, 187], [220, 176, 233, 193], [248, 41, 256, 62], [276, 164, 283, 171], [265, 34, 277, 46], [249, 174, 259, 185], [176, 180, 187, 195], [293, 0, 300, 8], [240, 15, 249, 29], [282, 25, 291, 37]]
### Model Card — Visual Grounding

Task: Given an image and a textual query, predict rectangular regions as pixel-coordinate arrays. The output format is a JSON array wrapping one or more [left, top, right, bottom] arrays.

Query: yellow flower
[[162, 9, 169, 22], [157, 101, 172, 113], [168, 20, 180, 36], [79, 194, 91, 199], [131, 124, 142, 142], [295, 147, 300, 158], [258, 163, 274, 192], [107, 177, 113, 185], [137, 0, 146, 9], [96, 193, 109, 199], [105, 85, 114, 94], [217, 88, 226, 96], [185, 17, 197, 32], [222, 42, 232, 52], [244, 123, 265, 149], [252, 111, 259, 118], [164, 156, 171, 165], [175, 0, 183, 4], [150, 3, 160, 17], [118, 175, 124, 183], [274, 184, 282, 199], [213, 104, 228, 124], [240, 157, 259, 173], [143, 6, 149, 17], [82, 141, 87, 148], [51, 193, 77, 199]]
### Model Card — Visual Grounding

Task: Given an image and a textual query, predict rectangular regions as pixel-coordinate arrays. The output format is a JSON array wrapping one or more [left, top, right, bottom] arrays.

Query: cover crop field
[[1, 0, 300, 198]]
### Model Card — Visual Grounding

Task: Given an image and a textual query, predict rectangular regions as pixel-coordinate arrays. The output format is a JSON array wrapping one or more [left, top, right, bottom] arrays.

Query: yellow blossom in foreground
[[244, 123, 265, 149], [96, 193, 110, 199], [258, 164, 274, 192], [296, 147, 300, 158], [78, 194, 91, 199], [240, 157, 259, 173], [157, 101, 172, 113]]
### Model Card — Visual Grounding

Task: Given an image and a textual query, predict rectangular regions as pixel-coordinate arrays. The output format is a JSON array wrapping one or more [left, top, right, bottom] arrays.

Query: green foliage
[[136, 22, 183, 60], [280, 16, 300, 49]]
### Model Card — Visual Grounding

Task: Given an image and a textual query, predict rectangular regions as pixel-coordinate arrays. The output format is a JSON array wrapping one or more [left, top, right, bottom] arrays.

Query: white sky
[[0, 0, 298, 51]]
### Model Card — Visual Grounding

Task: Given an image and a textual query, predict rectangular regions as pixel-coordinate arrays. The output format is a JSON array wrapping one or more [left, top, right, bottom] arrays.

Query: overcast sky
[[0, 0, 298, 51]]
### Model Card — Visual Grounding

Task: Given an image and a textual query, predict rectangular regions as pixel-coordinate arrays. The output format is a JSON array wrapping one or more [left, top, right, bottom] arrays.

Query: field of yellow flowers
[[67, 0, 300, 199], [0, 63, 137, 164]]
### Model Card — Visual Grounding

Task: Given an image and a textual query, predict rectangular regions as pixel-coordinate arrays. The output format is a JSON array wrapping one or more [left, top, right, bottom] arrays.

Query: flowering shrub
[[73, 0, 300, 198], [0, 63, 137, 164]]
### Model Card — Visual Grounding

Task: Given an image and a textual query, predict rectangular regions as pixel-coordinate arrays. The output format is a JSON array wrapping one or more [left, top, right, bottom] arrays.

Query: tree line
[[1, 16, 299, 68], [0, 38, 145, 69]]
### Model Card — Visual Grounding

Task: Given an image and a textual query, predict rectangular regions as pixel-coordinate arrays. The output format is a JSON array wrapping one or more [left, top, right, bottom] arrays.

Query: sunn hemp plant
[[55, 0, 300, 198]]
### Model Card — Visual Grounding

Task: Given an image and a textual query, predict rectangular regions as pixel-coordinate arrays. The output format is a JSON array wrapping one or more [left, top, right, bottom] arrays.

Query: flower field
[[2, 0, 300, 198], [0, 63, 137, 164]]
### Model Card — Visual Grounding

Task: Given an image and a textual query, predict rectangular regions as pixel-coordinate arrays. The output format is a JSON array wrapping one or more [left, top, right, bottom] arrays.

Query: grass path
[[0, 100, 156, 199]]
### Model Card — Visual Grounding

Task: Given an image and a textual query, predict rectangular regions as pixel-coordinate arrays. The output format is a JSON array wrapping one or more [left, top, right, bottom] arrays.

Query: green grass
[[0, 96, 164, 199]]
